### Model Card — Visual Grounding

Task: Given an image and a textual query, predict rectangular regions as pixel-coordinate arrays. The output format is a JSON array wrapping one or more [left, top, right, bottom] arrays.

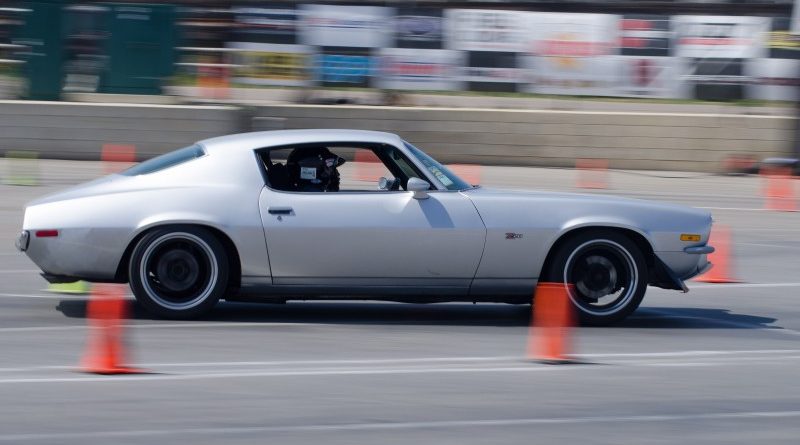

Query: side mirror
[[407, 177, 430, 200]]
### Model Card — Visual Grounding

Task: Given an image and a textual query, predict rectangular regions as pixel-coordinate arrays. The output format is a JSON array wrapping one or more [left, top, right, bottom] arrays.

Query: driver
[[286, 147, 345, 192]]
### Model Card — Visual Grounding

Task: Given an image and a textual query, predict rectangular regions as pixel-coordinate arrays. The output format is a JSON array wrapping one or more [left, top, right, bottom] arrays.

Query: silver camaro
[[16, 129, 714, 325]]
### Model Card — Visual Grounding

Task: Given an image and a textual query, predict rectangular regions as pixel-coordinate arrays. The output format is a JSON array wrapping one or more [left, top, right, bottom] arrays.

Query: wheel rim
[[562, 239, 638, 317], [139, 232, 219, 310]]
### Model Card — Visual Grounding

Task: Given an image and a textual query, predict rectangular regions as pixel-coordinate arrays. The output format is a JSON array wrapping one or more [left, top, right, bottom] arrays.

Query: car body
[[17, 129, 714, 324]]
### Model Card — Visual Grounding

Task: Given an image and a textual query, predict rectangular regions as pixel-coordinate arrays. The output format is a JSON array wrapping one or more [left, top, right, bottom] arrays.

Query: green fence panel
[[99, 3, 177, 95]]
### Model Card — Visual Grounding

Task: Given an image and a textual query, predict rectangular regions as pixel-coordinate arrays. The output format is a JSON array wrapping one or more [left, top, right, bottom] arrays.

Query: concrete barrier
[[0, 101, 244, 161], [253, 105, 796, 172], [0, 101, 794, 171]]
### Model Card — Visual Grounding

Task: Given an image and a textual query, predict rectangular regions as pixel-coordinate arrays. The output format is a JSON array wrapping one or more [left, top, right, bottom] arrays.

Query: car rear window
[[120, 144, 205, 176]]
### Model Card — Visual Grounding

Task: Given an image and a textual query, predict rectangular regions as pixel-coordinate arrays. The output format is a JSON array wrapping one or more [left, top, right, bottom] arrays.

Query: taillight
[[35, 230, 59, 238]]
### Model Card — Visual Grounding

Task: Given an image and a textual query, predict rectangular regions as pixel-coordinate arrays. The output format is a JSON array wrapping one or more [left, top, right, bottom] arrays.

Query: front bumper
[[651, 244, 714, 292], [684, 245, 715, 255]]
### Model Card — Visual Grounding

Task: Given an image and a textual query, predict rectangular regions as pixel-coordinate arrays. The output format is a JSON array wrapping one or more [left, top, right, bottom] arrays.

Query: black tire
[[128, 226, 229, 319], [544, 230, 648, 326]]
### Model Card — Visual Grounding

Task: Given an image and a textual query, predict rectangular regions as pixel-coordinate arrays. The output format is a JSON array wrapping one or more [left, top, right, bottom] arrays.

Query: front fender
[[555, 216, 656, 252]]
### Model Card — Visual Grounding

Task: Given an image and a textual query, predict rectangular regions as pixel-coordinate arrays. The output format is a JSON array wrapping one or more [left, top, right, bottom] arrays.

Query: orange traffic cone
[[80, 283, 143, 374], [576, 158, 609, 189], [353, 150, 384, 182], [693, 225, 741, 284], [761, 166, 797, 212], [527, 282, 576, 364], [448, 164, 482, 186], [101, 144, 136, 175], [197, 59, 230, 101]]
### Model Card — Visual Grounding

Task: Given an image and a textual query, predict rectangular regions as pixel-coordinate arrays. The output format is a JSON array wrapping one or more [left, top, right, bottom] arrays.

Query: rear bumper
[[22, 228, 125, 281], [15, 230, 29, 252], [41, 273, 82, 284]]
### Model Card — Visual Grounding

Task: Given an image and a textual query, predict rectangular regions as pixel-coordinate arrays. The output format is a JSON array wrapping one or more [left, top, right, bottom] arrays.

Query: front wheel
[[128, 227, 229, 319], [544, 230, 648, 326]]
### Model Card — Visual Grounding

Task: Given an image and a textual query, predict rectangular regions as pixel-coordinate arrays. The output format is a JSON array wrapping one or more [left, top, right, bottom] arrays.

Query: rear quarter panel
[[23, 148, 270, 280]]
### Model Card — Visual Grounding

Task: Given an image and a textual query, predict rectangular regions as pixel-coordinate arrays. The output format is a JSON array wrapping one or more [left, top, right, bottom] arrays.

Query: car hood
[[462, 187, 713, 249], [463, 186, 710, 218]]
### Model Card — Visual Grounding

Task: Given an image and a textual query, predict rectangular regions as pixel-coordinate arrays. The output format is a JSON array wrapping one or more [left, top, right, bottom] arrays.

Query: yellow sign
[[235, 51, 310, 82], [767, 31, 800, 49]]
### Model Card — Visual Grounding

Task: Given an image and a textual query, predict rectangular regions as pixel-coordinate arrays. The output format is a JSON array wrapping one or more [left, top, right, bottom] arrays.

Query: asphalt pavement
[[0, 160, 798, 444]]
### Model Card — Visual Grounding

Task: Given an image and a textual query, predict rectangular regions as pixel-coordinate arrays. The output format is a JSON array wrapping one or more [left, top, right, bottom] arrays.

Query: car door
[[258, 145, 486, 292]]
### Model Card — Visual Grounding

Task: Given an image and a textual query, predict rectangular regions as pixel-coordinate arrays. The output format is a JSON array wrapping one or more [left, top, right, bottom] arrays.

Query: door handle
[[268, 207, 293, 215]]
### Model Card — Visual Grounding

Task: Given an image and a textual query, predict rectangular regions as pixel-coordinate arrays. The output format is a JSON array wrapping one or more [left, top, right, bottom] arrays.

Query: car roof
[[198, 129, 404, 154]]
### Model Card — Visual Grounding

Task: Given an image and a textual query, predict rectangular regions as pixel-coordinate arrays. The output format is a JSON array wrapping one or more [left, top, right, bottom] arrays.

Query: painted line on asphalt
[[0, 356, 522, 373], [622, 355, 800, 366], [2, 349, 798, 373], [0, 321, 322, 333], [697, 206, 774, 211], [734, 227, 800, 232], [689, 282, 800, 289], [581, 348, 800, 358], [3, 354, 800, 384], [739, 242, 800, 250], [2, 410, 799, 441], [0, 292, 89, 300], [0, 366, 574, 384], [0, 325, 86, 333]]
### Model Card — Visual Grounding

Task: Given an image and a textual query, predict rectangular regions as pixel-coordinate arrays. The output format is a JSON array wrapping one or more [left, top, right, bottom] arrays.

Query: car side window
[[262, 144, 425, 193], [121, 144, 205, 176]]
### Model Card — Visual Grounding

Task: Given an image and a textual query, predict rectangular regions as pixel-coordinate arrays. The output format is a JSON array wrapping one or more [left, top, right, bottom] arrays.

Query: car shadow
[[55, 299, 782, 330], [621, 307, 779, 330], [56, 299, 533, 326]]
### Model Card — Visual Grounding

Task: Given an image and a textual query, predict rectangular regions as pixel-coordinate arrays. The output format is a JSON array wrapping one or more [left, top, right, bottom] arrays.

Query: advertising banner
[[228, 42, 312, 87], [231, 5, 299, 44], [745, 58, 800, 101], [673, 16, 769, 59], [525, 13, 620, 96], [376, 48, 463, 91], [619, 15, 671, 57], [393, 9, 443, 49], [685, 58, 748, 101], [300, 4, 392, 48], [315, 47, 374, 88], [444, 9, 529, 52], [767, 17, 800, 59], [614, 56, 689, 99], [463, 51, 522, 93]]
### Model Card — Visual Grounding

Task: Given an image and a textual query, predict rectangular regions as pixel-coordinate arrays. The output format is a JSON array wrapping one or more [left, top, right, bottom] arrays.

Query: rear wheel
[[544, 230, 648, 326], [128, 227, 228, 319]]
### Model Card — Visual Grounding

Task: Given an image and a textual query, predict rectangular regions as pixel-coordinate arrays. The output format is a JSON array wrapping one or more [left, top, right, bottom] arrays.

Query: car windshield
[[403, 141, 472, 191], [120, 144, 205, 176]]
